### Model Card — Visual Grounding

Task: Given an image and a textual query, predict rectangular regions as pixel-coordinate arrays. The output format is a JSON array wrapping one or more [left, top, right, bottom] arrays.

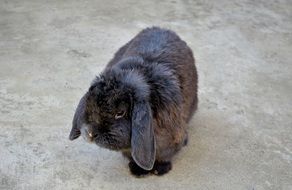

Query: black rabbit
[[69, 27, 198, 176]]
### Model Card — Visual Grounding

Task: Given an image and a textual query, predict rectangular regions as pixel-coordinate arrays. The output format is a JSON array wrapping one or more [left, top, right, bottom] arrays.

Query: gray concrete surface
[[0, 0, 292, 189]]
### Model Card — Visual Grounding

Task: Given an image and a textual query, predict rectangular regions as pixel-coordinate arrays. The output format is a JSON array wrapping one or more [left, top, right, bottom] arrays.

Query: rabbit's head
[[69, 68, 156, 170]]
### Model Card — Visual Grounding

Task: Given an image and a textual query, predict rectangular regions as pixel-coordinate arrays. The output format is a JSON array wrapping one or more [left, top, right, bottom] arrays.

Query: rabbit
[[69, 27, 198, 176]]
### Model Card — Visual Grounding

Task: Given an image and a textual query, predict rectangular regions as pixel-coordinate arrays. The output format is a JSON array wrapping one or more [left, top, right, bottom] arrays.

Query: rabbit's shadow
[[171, 110, 231, 176]]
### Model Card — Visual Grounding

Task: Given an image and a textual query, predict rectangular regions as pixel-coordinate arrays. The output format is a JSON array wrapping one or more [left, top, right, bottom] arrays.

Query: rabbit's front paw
[[128, 161, 151, 177], [152, 161, 172, 176]]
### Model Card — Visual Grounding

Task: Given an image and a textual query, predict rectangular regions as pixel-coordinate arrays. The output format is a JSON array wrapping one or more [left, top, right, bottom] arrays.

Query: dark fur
[[69, 27, 198, 176]]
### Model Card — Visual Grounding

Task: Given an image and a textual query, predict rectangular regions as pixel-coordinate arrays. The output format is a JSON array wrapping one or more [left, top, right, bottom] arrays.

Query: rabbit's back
[[108, 27, 198, 122]]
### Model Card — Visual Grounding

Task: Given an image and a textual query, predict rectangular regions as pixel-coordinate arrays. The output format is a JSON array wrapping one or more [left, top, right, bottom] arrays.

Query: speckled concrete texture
[[0, 0, 292, 190]]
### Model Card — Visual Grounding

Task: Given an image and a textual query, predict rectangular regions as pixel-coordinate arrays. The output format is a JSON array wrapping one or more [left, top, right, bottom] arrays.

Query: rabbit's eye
[[115, 110, 126, 119]]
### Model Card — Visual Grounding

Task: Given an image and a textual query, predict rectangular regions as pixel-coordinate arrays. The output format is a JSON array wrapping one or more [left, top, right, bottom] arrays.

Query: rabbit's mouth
[[81, 128, 119, 150], [80, 122, 131, 150], [94, 134, 130, 151]]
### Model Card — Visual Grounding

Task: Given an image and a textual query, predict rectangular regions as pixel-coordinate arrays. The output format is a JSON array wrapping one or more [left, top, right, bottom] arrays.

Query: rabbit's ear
[[69, 93, 88, 140], [131, 100, 156, 170]]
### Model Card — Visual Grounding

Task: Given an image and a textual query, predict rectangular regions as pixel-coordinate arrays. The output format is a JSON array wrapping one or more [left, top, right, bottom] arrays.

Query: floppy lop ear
[[131, 100, 156, 170], [69, 92, 88, 140]]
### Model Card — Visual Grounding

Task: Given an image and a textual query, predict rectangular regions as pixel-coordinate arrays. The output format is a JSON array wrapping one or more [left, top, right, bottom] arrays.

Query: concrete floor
[[0, 0, 291, 189]]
